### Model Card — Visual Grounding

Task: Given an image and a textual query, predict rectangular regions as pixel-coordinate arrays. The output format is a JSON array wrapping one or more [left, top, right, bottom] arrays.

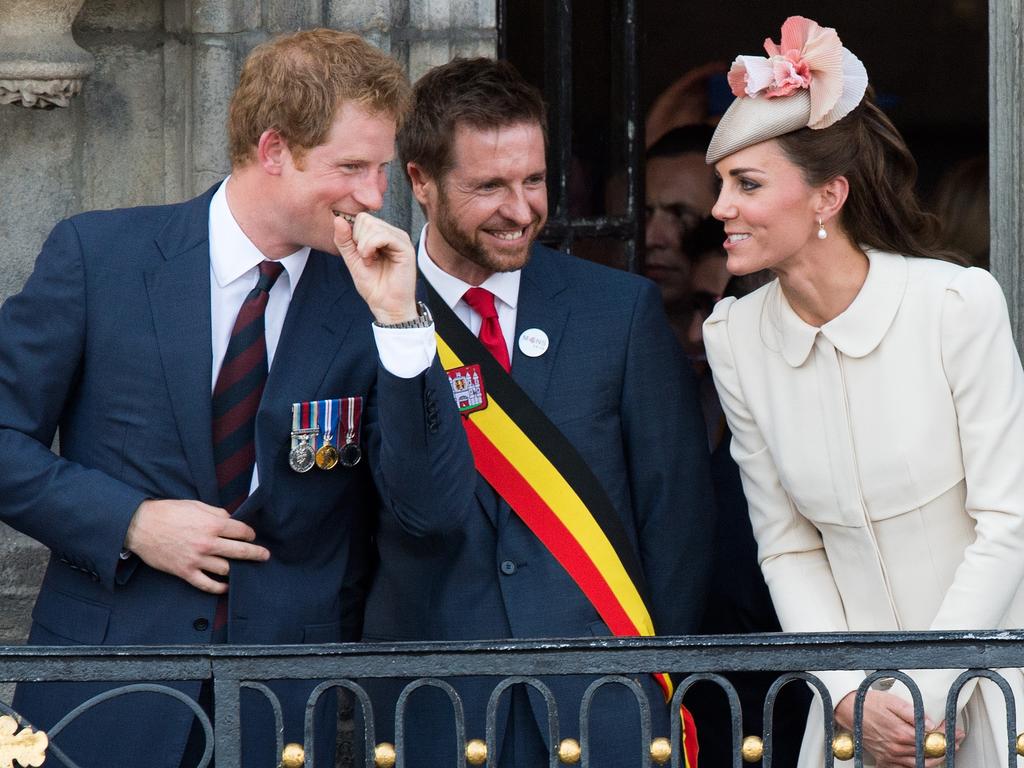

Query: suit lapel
[[146, 188, 219, 505], [510, 249, 570, 409]]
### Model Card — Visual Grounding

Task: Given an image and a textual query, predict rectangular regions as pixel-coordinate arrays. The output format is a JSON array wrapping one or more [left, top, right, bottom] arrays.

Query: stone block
[[327, 0, 391, 32], [264, 0, 324, 33], [162, 38, 191, 203], [382, 162, 413, 235], [0, 523, 47, 646], [410, 0, 450, 31], [77, 0, 163, 31], [190, 0, 260, 34], [0, 100, 80, 300], [406, 39, 453, 81], [451, 37, 495, 59], [450, 0, 494, 29], [389, 0, 410, 27], [191, 39, 235, 184], [80, 42, 168, 211]]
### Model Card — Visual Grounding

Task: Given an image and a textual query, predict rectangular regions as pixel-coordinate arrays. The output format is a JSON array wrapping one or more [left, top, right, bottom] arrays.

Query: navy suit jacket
[[362, 244, 715, 767], [0, 185, 472, 767]]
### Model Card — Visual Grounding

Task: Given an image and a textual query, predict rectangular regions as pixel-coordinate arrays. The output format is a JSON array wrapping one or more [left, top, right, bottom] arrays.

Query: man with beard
[[360, 57, 714, 768]]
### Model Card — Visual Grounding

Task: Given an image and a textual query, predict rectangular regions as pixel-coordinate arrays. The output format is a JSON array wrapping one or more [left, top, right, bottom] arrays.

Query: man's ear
[[816, 175, 850, 225], [406, 162, 435, 207], [256, 129, 289, 176]]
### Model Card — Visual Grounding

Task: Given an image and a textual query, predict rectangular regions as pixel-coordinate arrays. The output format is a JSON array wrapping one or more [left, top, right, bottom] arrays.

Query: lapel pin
[[518, 328, 549, 358]]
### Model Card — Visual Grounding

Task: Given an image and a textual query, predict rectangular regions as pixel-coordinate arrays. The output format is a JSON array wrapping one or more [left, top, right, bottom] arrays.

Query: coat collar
[[770, 248, 908, 367]]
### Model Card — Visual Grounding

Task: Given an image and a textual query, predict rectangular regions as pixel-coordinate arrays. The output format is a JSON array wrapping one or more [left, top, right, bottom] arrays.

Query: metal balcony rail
[[0, 630, 1021, 768]]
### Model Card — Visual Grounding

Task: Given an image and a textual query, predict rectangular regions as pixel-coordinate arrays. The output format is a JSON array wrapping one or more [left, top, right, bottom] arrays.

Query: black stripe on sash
[[424, 280, 653, 615]]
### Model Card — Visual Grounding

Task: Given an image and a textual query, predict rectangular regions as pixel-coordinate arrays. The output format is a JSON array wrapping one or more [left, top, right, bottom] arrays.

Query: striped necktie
[[212, 260, 285, 512]]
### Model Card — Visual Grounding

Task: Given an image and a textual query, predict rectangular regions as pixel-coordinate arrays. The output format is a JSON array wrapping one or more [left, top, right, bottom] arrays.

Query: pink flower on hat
[[727, 16, 862, 129], [766, 56, 811, 97]]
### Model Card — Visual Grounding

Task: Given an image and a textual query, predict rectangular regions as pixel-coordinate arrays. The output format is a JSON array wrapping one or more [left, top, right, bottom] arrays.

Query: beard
[[433, 184, 543, 275]]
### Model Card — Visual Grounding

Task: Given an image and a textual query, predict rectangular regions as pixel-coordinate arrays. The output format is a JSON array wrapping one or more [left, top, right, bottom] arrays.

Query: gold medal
[[315, 442, 339, 470]]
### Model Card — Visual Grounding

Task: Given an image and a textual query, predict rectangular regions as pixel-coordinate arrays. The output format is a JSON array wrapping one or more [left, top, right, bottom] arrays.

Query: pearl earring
[[817, 219, 827, 240]]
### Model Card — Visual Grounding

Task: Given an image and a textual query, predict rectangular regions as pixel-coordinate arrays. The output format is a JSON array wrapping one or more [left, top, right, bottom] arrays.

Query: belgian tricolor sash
[[427, 284, 698, 768]]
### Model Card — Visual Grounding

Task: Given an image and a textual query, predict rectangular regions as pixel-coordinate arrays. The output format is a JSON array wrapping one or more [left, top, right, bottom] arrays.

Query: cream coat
[[704, 249, 1024, 767]]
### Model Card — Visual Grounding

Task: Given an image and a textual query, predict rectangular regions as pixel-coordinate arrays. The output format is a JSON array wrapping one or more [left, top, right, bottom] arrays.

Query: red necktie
[[463, 287, 511, 372]]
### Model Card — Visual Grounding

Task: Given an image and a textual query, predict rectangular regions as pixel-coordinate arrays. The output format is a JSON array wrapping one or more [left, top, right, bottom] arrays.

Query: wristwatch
[[373, 301, 433, 329]]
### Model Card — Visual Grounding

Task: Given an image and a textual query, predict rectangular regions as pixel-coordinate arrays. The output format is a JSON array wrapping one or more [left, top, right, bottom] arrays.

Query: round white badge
[[518, 328, 549, 358]]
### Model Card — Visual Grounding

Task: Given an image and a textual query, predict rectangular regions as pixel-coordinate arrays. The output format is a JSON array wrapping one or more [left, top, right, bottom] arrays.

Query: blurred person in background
[[933, 154, 989, 269]]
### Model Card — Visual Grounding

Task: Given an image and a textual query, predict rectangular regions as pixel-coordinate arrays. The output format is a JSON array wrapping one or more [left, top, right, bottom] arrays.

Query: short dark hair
[[398, 57, 547, 180], [646, 124, 715, 161]]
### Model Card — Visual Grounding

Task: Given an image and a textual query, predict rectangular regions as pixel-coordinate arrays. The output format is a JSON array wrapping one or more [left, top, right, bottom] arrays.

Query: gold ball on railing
[[374, 742, 396, 768], [832, 731, 855, 761], [558, 738, 582, 764], [1016, 732, 1024, 756], [740, 735, 764, 763], [649, 737, 672, 764], [281, 742, 305, 768], [923, 731, 947, 759], [466, 738, 488, 765]]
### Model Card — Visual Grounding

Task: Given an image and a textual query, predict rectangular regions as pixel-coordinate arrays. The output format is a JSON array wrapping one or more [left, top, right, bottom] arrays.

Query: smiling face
[[410, 121, 548, 285], [273, 101, 397, 256], [711, 139, 824, 276]]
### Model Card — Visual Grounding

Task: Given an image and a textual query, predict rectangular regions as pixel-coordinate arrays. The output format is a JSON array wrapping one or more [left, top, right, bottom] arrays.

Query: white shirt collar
[[209, 178, 310, 294], [416, 223, 521, 310]]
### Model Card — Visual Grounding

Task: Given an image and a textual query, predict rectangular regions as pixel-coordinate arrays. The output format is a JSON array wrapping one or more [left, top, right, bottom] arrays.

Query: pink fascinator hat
[[706, 16, 868, 164]]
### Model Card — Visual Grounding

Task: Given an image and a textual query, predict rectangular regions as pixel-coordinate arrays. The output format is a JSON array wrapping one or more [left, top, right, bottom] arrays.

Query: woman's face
[[711, 139, 823, 276]]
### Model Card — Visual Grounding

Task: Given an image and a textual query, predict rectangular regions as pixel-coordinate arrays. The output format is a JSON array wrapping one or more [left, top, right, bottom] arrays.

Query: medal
[[445, 364, 487, 414], [338, 396, 363, 467], [289, 436, 316, 473], [290, 397, 362, 471], [315, 398, 340, 470], [289, 403, 318, 473], [315, 443, 339, 470]]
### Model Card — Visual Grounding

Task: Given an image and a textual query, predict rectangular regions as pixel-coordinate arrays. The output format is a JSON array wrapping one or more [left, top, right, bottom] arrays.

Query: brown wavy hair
[[398, 57, 546, 181], [776, 88, 964, 264], [228, 29, 410, 167]]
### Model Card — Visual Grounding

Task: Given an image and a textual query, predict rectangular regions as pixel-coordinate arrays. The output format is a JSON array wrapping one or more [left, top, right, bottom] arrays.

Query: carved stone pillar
[[0, 0, 94, 108]]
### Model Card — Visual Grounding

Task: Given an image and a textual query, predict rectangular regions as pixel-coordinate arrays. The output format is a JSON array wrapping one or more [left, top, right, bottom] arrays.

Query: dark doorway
[[502, 0, 988, 271]]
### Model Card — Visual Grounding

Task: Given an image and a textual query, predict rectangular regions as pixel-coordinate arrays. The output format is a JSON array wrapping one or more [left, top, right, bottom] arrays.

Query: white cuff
[[373, 323, 437, 379]]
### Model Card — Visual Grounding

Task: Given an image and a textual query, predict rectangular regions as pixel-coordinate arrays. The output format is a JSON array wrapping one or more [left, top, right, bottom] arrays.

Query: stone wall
[[0, 0, 494, 662]]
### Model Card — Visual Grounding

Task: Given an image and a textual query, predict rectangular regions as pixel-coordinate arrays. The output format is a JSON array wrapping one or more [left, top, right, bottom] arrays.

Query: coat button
[[193, 618, 209, 632], [500, 560, 517, 575]]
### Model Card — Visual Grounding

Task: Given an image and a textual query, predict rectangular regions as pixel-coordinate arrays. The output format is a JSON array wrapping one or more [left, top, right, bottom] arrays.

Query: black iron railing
[[1, 631, 1022, 767]]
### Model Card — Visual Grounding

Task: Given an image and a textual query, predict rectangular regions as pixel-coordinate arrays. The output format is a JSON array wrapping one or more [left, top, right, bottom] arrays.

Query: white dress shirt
[[416, 223, 522, 361], [209, 180, 309, 491]]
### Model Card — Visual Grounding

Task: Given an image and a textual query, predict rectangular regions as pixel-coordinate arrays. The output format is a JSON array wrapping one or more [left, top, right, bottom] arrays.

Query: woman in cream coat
[[702, 16, 1024, 768]]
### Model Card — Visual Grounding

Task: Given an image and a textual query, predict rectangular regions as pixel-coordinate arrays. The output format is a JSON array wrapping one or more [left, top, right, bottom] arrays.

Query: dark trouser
[[500, 687, 549, 768]]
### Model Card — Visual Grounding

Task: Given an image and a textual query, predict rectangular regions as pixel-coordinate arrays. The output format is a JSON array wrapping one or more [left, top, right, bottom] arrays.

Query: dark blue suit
[[362, 245, 715, 767], [0, 186, 473, 767]]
